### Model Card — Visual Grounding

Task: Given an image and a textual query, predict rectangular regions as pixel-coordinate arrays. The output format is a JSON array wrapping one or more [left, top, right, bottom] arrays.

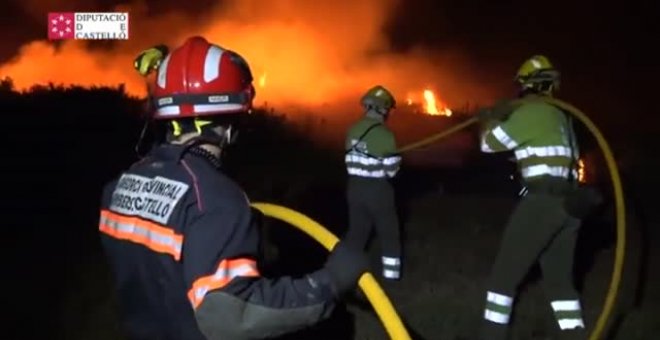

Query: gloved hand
[[322, 241, 369, 298], [134, 44, 169, 76]]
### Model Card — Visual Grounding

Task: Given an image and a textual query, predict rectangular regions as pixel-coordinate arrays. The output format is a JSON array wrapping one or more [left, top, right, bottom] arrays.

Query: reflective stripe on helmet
[[156, 104, 247, 117], [154, 93, 249, 108], [153, 92, 250, 118], [157, 54, 170, 89], [204, 46, 224, 83]]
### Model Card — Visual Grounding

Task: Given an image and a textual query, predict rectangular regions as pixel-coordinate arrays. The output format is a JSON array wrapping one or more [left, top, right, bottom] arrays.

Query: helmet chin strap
[[167, 118, 238, 154], [517, 81, 555, 98], [183, 125, 236, 150], [223, 125, 239, 145]]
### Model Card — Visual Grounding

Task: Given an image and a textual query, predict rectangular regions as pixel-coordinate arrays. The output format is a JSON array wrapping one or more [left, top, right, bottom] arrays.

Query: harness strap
[[345, 123, 382, 158]]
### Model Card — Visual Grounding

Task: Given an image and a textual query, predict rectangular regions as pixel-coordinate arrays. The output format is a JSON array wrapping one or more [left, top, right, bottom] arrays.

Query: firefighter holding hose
[[98, 36, 369, 340], [343, 85, 403, 281], [477, 55, 601, 340]]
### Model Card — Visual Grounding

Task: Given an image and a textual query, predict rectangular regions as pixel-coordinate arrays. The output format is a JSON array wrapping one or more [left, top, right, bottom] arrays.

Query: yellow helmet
[[134, 45, 169, 76], [361, 85, 396, 111], [515, 55, 560, 94]]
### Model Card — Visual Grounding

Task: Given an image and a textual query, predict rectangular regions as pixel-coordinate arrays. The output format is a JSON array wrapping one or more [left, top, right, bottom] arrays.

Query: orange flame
[[578, 158, 586, 183], [422, 89, 452, 116]]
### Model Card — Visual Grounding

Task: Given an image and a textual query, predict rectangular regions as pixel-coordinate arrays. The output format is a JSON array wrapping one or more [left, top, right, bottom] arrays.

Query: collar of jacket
[[150, 143, 222, 169], [188, 146, 222, 169]]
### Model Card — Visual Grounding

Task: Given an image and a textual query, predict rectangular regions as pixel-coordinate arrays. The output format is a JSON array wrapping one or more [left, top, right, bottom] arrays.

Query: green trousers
[[344, 176, 402, 280], [480, 192, 587, 340]]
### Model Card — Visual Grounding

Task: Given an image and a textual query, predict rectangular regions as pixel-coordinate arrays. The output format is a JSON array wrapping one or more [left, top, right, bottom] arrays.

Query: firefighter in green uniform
[[343, 85, 403, 281], [477, 55, 593, 340]]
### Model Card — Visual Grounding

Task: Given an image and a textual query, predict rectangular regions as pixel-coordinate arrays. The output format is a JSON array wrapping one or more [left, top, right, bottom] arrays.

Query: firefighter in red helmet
[[99, 36, 369, 340]]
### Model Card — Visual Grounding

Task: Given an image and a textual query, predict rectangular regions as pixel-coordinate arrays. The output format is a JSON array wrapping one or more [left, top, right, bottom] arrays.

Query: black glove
[[564, 186, 604, 219], [323, 241, 369, 297]]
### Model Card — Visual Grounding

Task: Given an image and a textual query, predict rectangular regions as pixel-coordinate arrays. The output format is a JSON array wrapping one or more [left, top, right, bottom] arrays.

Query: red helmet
[[151, 36, 255, 120]]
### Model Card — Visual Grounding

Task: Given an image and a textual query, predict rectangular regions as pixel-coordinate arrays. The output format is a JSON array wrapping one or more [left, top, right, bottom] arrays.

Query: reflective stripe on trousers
[[551, 299, 585, 330], [483, 291, 513, 324], [382, 256, 401, 280]]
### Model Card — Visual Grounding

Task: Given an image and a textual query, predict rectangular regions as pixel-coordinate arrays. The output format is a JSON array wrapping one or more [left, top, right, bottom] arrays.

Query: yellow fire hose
[[396, 97, 625, 340], [250, 202, 412, 340], [535, 97, 626, 340], [397, 116, 479, 153], [248, 97, 623, 340]]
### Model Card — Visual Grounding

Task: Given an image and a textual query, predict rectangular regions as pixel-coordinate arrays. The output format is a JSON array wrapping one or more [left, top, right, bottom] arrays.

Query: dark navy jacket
[[99, 144, 336, 340]]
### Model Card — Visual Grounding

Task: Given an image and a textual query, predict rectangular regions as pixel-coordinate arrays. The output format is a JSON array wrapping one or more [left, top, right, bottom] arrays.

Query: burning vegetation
[[578, 158, 586, 183], [0, 0, 493, 117], [402, 89, 452, 116]]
